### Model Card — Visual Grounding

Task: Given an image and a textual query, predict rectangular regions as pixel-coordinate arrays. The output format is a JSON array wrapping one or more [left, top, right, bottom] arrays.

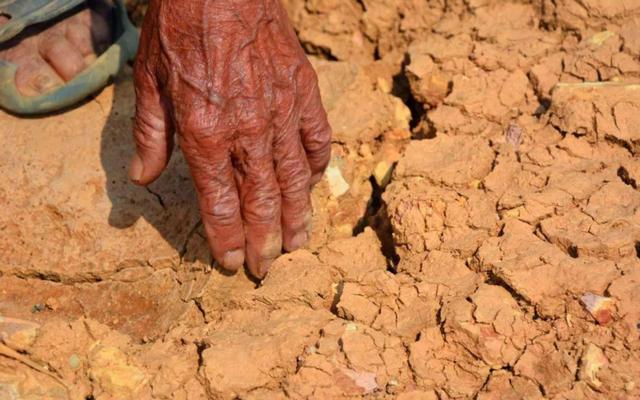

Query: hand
[[129, 0, 332, 278]]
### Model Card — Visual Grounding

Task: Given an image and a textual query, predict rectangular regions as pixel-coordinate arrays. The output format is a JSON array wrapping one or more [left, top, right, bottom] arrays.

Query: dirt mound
[[2, 0, 640, 399]]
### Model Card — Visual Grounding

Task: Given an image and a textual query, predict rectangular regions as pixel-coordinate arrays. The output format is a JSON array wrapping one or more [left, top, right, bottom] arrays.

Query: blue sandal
[[0, 0, 138, 114]]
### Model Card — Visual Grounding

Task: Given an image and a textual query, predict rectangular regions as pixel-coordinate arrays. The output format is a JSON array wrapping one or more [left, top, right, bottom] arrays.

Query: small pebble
[[31, 304, 45, 313], [505, 122, 523, 150], [69, 354, 81, 370]]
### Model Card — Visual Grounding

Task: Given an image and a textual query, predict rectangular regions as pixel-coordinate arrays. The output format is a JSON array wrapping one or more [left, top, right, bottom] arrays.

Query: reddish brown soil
[[1, 0, 640, 399]]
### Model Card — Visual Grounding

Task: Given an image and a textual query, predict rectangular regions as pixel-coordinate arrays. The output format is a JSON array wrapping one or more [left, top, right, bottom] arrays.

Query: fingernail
[[222, 249, 245, 270], [259, 257, 276, 278], [290, 231, 308, 251], [129, 153, 144, 183]]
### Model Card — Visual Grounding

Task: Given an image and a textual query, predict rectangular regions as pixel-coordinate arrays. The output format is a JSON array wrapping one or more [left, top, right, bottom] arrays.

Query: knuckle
[[200, 186, 240, 226], [134, 112, 166, 142], [279, 163, 311, 197], [305, 128, 332, 157], [202, 202, 239, 227], [243, 187, 281, 224], [298, 63, 319, 88]]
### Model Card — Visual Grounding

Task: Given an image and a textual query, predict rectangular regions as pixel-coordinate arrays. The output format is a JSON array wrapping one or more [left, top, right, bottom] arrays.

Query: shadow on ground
[[99, 69, 208, 265]]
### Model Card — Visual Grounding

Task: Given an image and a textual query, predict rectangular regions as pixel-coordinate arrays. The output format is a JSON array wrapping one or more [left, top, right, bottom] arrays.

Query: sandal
[[0, 0, 138, 114]]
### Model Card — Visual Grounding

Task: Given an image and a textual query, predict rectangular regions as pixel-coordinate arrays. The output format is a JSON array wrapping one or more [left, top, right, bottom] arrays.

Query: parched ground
[[1, 0, 640, 399]]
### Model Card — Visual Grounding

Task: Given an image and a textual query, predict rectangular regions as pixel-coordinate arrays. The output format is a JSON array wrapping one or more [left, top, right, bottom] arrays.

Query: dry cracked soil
[[2, 0, 640, 399]]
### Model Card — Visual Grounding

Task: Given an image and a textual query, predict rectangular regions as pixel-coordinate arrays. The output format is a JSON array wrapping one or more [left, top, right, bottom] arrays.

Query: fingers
[[273, 94, 313, 253], [275, 138, 312, 252], [235, 128, 283, 278], [130, 60, 174, 185], [183, 139, 246, 271], [299, 69, 332, 185]]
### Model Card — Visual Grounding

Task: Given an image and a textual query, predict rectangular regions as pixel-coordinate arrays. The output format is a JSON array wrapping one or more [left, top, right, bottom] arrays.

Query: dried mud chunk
[[443, 285, 538, 369], [551, 0, 640, 31], [541, 208, 640, 261], [318, 228, 387, 281], [483, 151, 522, 196], [478, 220, 620, 316], [406, 52, 450, 107], [584, 181, 640, 224], [24, 318, 206, 399], [470, 3, 562, 72], [0, 269, 188, 341], [546, 166, 610, 201], [550, 82, 640, 153], [311, 59, 360, 109], [406, 250, 480, 297], [441, 67, 536, 128], [473, 3, 537, 40], [385, 179, 497, 258], [562, 31, 629, 82], [202, 307, 332, 397], [0, 317, 39, 352], [408, 34, 473, 64], [397, 390, 439, 400], [328, 88, 410, 146], [286, 321, 411, 397], [312, 59, 411, 146], [0, 360, 68, 400], [530, 53, 564, 98], [476, 370, 543, 400], [607, 269, 640, 330], [620, 17, 640, 56], [515, 335, 577, 396], [517, 188, 574, 224], [335, 282, 380, 325], [386, 284, 439, 339], [197, 266, 258, 318], [287, 0, 374, 63], [254, 250, 336, 310], [394, 136, 494, 186], [142, 340, 205, 399], [409, 326, 490, 398]]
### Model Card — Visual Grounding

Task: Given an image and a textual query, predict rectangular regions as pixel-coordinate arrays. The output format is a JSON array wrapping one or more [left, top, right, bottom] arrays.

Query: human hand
[[129, 0, 332, 278]]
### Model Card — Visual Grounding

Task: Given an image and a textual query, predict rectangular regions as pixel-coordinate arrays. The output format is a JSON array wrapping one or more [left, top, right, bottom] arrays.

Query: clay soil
[[2, 0, 640, 399]]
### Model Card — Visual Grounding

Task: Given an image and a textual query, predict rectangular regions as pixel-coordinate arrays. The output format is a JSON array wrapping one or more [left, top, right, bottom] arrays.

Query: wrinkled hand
[[130, 0, 331, 278]]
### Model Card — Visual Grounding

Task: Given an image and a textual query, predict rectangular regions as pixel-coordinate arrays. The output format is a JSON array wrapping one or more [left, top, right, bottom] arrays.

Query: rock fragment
[[88, 345, 147, 398], [580, 293, 616, 325], [579, 343, 609, 389]]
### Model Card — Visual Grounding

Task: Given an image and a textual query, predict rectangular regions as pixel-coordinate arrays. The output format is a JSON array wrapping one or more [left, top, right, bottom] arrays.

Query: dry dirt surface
[[2, 0, 640, 399]]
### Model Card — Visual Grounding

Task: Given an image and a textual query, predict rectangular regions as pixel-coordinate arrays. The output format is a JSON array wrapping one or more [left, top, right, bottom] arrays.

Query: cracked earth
[[1, 0, 640, 399]]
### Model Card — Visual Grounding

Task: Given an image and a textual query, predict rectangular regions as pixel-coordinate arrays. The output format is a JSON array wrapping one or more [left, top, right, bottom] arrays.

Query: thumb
[[130, 64, 174, 185]]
